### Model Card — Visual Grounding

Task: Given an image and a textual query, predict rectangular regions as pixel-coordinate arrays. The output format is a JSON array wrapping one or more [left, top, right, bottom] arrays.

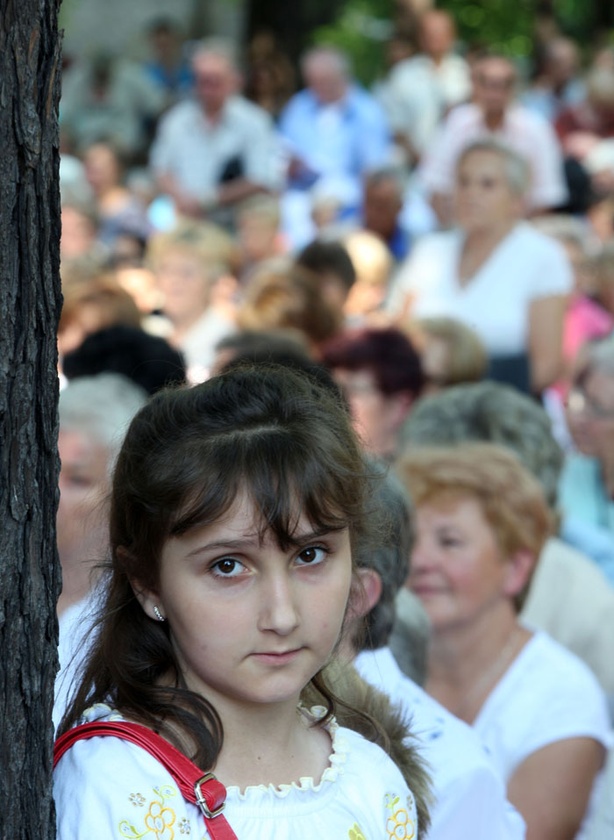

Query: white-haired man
[[149, 38, 281, 225]]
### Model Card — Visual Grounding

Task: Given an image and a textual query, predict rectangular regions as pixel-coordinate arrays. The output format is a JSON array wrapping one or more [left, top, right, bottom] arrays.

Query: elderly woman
[[396, 442, 610, 840], [560, 333, 614, 583], [55, 374, 148, 729], [388, 138, 573, 394]]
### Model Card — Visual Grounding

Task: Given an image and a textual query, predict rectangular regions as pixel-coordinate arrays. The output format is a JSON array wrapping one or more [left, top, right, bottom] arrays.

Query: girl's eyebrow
[[185, 536, 261, 557], [185, 528, 345, 557]]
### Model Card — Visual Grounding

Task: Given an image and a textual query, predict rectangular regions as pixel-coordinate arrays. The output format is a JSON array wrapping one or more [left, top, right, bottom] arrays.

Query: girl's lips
[[251, 649, 303, 665]]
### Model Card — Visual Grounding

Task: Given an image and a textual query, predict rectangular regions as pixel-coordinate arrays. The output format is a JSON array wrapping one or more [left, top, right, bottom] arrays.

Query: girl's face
[[408, 496, 517, 634], [136, 491, 353, 714]]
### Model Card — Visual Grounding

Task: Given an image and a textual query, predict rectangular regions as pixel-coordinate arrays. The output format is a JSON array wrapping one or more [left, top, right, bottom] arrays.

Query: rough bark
[[0, 0, 63, 837]]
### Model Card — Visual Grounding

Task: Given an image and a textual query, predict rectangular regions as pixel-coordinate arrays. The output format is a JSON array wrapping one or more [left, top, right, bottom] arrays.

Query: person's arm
[[507, 737, 605, 840], [528, 293, 568, 393]]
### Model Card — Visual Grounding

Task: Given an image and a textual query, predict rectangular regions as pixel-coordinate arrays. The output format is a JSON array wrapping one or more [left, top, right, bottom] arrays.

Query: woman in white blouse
[[389, 138, 572, 394]]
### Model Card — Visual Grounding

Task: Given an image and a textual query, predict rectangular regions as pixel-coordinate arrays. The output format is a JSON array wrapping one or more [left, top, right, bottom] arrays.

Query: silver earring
[[153, 605, 166, 622]]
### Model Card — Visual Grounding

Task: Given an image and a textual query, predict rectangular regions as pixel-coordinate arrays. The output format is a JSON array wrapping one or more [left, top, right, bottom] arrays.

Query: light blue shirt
[[278, 84, 392, 206], [559, 453, 614, 584]]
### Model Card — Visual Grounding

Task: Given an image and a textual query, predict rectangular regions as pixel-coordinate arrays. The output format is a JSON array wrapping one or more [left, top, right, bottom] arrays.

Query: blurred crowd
[[55, 5, 614, 839]]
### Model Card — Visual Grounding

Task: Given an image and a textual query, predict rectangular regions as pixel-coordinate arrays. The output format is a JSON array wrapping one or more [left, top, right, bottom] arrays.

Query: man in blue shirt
[[278, 45, 393, 247]]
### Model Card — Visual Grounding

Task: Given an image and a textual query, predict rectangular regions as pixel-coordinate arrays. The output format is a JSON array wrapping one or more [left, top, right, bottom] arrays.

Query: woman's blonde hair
[[145, 219, 238, 277], [396, 442, 554, 610], [409, 317, 488, 386]]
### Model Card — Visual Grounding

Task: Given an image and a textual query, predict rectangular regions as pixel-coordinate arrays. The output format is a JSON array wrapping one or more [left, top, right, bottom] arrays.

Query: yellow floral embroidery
[[119, 785, 178, 839], [385, 793, 416, 840], [348, 824, 367, 840]]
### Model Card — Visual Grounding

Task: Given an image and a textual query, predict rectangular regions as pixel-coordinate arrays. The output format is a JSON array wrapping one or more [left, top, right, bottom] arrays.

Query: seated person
[[55, 373, 148, 730], [397, 442, 610, 839], [149, 37, 280, 229], [236, 194, 288, 282], [400, 379, 614, 700], [408, 316, 488, 392], [294, 238, 357, 315], [58, 268, 142, 379], [560, 334, 614, 583], [346, 465, 526, 839], [62, 324, 186, 396], [236, 259, 343, 358], [145, 220, 239, 382], [390, 139, 573, 395], [321, 326, 425, 461], [343, 230, 395, 324]]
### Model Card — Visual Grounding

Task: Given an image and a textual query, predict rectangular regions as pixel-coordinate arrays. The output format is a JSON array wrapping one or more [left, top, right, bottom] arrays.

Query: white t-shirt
[[474, 630, 612, 840], [55, 703, 419, 840], [355, 647, 526, 840], [149, 97, 281, 199], [474, 630, 611, 779], [388, 222, 572, 355]]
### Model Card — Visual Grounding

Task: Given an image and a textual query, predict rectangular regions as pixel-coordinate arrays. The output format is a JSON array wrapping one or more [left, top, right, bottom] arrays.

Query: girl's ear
[[129, 577, 163, 622], [502, 549, 535, 599], [117, 545, 164, 622], [348, 567, 383, 621]]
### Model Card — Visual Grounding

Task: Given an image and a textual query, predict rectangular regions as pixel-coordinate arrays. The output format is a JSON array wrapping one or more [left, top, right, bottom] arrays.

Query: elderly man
[[379, 9, 471, 165], [149, 37, 280, 226], [278, 45, 392, 246], [419, 52, 568, 224]]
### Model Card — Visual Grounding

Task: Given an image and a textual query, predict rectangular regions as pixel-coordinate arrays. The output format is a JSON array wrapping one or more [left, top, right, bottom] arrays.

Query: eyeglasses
[[566, 388, 614, 420]]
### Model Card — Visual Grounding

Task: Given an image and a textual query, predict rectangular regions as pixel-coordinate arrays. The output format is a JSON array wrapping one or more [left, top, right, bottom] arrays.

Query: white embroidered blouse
[[54, 703, 419, 840]]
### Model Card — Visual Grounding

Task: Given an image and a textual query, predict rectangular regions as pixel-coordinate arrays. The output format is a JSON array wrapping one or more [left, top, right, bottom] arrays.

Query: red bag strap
[[54, 721, 238, 840]]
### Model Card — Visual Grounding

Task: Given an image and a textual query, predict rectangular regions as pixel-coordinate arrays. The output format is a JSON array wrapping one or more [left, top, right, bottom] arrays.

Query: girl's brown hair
[[60, 364, 381, 768]]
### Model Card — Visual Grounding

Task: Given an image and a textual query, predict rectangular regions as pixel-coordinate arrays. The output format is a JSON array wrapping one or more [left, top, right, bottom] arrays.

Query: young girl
[[54, 364, 425, 839]]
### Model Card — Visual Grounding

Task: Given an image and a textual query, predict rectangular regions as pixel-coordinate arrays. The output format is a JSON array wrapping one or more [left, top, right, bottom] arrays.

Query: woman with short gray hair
[[388, 138, 572, 395]]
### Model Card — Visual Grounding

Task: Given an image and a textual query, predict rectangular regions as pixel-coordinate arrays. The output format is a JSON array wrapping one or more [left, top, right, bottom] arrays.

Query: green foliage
[[312, 0, 608, 86], [312, 0, 394, 85], [440, 0, 534, 55]]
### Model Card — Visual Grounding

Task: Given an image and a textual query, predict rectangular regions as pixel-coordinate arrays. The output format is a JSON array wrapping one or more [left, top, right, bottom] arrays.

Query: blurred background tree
[[307, 0, 614, 84]]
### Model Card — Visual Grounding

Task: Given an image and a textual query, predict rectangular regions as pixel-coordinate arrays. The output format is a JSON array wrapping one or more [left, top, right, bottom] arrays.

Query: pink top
[[564, 294, 613, 363]]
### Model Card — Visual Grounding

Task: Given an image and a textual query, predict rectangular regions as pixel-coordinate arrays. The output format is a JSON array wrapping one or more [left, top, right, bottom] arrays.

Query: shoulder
[[347, 84, 386, 114], [161, 99, 199, 124], [509, 103, 558, 135], [280, 89, 314, 117], [331, 723, 420, 837], [227, 95, 273, 128], [496, 631, 610, 738], [410, 230, 461, 262], [508, 224, 572, 289], [54, 709, 195, 840], [442, 102, 479, 129]]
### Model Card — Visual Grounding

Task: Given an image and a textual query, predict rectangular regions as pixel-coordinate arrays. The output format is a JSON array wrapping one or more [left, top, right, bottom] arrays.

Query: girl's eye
[[211, 557, 244, 577], [296, 545, 327, 566]]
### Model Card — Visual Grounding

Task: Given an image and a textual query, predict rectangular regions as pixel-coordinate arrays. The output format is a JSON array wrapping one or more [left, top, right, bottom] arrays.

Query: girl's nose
[[258, 573, 300, 636]]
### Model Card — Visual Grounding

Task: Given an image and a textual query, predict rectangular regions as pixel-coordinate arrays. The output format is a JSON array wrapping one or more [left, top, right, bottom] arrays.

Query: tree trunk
[[0, 1, 63, 838]]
